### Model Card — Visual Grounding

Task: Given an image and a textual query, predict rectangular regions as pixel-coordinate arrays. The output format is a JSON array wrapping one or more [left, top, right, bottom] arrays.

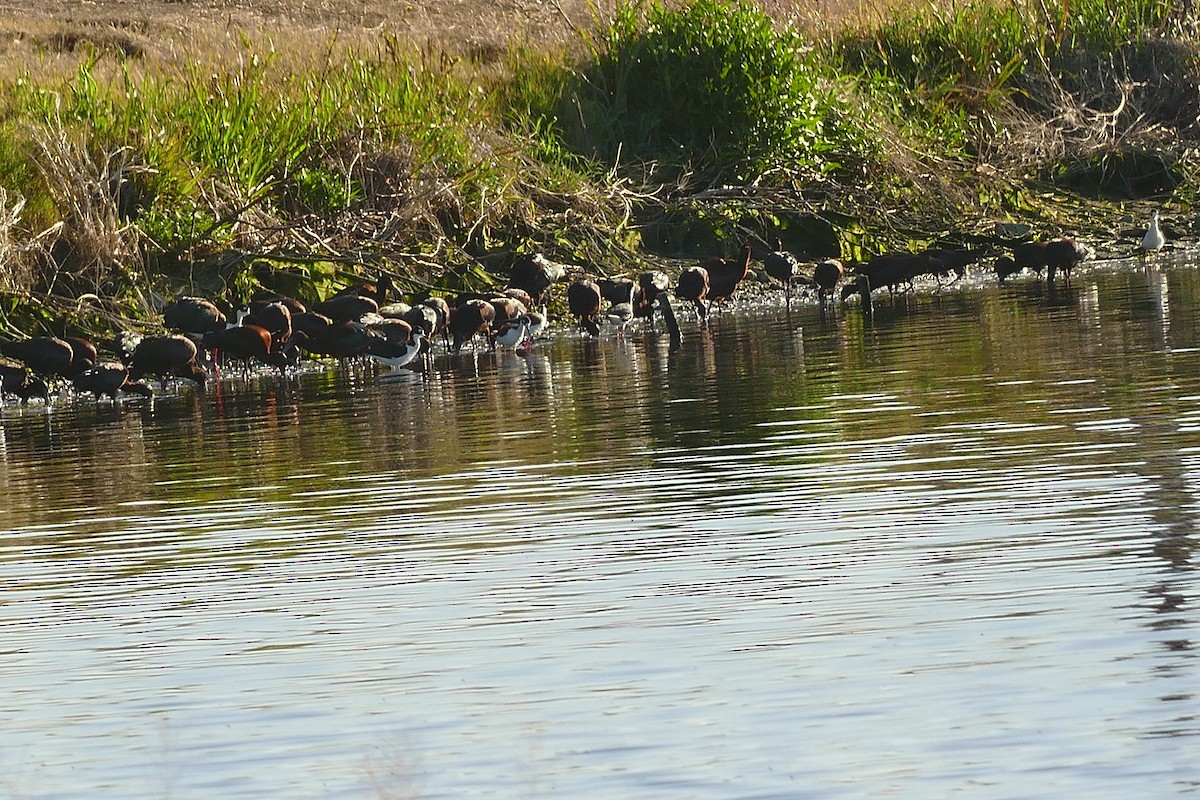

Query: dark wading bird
[[127, 335, 208, 389], [0, 335, 76, 380], [567, 280, 602, 337], [763, 241, 805, 307], [449, 300, 497, 353], [0, 364, 50, 403], [1005, 238, 1090, 285], [703, 243, 754, 308], [509, 253, 567, 307], [163, 296, 227, 336], [200, 324, 289, 377], [72, 363, 153, 401], [812, 258, 845, 307], [675, 267, 710, 321]]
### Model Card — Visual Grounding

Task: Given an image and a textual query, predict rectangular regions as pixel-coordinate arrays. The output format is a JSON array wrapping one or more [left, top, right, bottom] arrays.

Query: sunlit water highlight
[[2, 260, 1199, 798]]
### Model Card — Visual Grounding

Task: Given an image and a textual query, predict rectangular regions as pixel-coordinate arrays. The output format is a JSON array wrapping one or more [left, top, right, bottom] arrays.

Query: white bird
[[1141, 209, 1166, 256], [368, 329, 426, 370]]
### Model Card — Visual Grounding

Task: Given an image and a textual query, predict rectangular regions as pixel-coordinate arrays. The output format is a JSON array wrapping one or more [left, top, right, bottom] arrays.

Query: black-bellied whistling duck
[[127, 335, 207, 388], [313, 293, 378, 323], [200, 324, 288, 377], [72, 363, 153, 401], [510, 253, 567, 306], [450, 299, 496, 353], [0, 335, 75, 379], [567, 280, 602, 337], [0, 363, 50, 403], [703, 243, 753, 305], [1010, 238, 1090, 284], [763, 241, 804, 306], [674, 267, 710, 320], [812, 258, 844, 306], [163, 296, 227, 334]]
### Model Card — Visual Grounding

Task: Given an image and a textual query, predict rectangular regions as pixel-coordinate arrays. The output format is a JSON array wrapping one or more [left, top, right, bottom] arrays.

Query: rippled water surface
[[3, 260, 1200, 798]]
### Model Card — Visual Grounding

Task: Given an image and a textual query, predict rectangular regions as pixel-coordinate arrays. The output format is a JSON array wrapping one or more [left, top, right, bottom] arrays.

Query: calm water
[[2, 259, 1199, 799]]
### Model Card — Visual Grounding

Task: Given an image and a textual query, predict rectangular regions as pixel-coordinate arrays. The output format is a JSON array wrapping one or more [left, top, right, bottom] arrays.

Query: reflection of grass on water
[[0, 0, 1194, 334]]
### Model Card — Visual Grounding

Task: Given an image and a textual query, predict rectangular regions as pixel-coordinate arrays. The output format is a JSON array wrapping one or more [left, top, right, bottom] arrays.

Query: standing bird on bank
[[368, 329, 427, 370], [703, 243, 754, 307], [567, 280, 602, 337], [1141, 210, 1166, 258], [199, 324, 289, 377], [675, 267, 710, 321], [763, 241, 805, 307], [812, 258, 845, 307]]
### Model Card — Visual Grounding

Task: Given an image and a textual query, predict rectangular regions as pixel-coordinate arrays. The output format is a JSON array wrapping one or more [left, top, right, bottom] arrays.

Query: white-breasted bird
[[1141, 209, 1166, 257]]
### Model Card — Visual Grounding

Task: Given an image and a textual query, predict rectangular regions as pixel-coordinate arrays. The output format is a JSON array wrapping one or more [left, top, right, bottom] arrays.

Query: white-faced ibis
[[163, 296, 227, 335], [763, 242, 805, 305], [510, 253, 567, 306], [450, 299, 496, 353], [290, 321, 374, 361], [922, 247, 982, 281], [674, 267, 710, 320], [200, 324, 288, 376], [63, 336, 99, 377], [703, 243, 754, 304], [812, 259, 844, 306], [0, 363, 50, 403], [1010, 238, 1090, 284], [244, 301, 292, 348], [313, 293, 379, 323], [127, 335, 207, 388], [332, 274, 395, 306], [567, 280, 602, 337], [1142, 210, 1165, 256], [0, 335, 75, 379], [634, 270, 670, 324], [72, 363, 153, 401]]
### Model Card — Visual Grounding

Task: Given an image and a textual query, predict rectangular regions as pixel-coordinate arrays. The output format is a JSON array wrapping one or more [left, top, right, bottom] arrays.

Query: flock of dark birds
[[0, 210, 1170, 406]]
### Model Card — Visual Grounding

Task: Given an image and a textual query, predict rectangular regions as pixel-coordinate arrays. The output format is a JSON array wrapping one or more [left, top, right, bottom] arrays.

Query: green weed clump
[[510, 0, 869, 187]]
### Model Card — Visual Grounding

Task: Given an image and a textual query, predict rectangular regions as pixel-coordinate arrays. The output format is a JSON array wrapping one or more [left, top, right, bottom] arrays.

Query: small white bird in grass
[[1141, 209, 1166, 257]]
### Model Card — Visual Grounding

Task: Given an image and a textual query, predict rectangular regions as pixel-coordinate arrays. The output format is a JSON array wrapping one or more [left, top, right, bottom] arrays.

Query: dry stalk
[[30, 124, 140, 294]]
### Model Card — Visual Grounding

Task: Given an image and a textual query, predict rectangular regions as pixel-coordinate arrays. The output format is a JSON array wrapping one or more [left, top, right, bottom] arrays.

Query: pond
[[2, 258, 1199, 798]]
